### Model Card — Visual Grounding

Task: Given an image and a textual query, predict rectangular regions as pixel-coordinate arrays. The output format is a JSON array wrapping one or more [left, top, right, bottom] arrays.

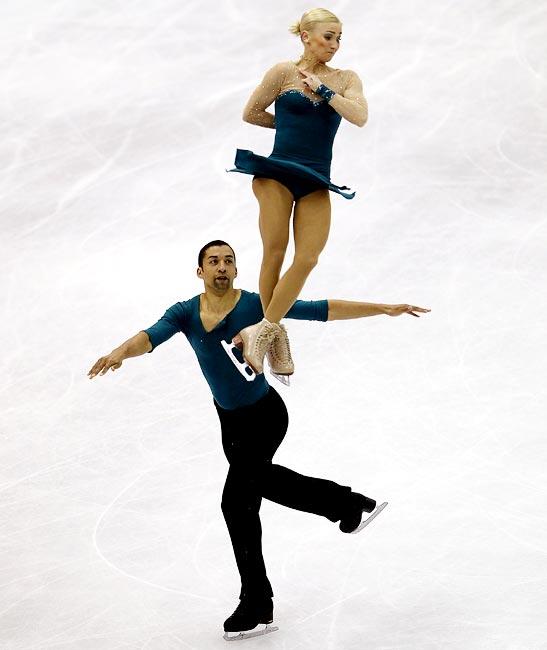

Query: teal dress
[[229, 89, 355, 200]]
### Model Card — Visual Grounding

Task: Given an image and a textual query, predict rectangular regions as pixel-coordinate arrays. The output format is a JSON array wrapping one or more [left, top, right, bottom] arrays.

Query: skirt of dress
[[228, 149, 355, 200]]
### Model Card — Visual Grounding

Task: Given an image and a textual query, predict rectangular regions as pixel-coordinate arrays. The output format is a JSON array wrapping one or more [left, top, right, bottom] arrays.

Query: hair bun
[[289, 9, 341, 39], [288, 20, 301, 35]]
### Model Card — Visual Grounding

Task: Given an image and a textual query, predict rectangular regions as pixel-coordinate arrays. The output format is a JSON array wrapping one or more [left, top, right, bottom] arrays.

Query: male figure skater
[[88, 240, 430, 641]]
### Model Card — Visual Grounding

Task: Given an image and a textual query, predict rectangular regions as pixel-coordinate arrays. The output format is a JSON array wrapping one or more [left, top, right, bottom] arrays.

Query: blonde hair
[[289, 8, 341, 37]]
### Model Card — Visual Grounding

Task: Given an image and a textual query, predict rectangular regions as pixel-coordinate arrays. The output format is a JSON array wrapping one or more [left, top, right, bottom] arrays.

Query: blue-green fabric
[[229, 90, 354, 199], [144, 290, 328, 409]]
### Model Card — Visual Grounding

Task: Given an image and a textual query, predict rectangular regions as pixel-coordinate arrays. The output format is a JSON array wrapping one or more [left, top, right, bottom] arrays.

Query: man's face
[[197, 245, 237, 291]]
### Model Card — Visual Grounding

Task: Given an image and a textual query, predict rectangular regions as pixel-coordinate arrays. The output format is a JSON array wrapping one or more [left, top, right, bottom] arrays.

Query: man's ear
[[234, 266, 238, 277], [196, 267, 203, 278]]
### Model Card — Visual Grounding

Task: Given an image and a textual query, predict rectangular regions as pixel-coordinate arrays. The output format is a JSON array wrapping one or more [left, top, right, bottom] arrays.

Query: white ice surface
[[1, 1, 547, 648]]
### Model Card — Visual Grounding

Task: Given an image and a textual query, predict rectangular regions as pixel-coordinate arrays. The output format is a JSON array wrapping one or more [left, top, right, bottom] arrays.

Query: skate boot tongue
[[238, 319, 278, 374]]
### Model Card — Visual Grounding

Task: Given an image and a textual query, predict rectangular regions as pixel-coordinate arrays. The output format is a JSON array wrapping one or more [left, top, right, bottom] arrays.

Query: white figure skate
[[234, 318, 278, 374]]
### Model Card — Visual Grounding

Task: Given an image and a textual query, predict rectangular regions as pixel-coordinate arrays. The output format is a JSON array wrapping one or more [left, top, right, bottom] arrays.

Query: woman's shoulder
[[259, 61, 295, 86], [337, 68, 361, 79], [336, 68, 363, 91], [267, 60, 296, 74]]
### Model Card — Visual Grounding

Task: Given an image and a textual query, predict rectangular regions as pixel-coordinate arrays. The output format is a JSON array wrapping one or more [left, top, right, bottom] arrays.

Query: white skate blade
[[221, 340, 257, 382], [351, 501, 388, 534], [223, 624, 279, 641], [270, 370, 291, 386]]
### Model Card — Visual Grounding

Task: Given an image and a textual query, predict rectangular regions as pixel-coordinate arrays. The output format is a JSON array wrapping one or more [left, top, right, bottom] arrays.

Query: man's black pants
[[214, 386, 353, 600]]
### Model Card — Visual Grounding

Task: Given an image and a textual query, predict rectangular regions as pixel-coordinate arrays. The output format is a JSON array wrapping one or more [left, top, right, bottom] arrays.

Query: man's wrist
[[113, 344, 127, 359]]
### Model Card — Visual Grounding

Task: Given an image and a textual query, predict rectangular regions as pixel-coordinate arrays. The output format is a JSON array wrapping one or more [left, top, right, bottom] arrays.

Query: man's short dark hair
[[198, 240, 236, 268]]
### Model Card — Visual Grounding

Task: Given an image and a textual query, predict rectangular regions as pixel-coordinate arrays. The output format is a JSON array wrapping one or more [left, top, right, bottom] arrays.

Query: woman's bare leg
[[252, 178, 294, 314], [264, 189, 331, 323]]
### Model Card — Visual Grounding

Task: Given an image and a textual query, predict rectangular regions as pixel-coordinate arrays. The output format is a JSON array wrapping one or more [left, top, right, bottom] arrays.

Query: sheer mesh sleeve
[[242, 62, 288, 129], [330, 69, 368, 127]]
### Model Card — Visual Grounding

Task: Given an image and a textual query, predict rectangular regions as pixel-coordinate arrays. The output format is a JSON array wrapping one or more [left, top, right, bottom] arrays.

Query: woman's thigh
[[293, 190, 331, 260], [252, 177, 294, 255]]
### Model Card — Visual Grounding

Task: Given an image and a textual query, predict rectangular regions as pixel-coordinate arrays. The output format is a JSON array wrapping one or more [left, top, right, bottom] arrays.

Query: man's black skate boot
[[339, 492, 377, 533], [223, 596, 276, 641]]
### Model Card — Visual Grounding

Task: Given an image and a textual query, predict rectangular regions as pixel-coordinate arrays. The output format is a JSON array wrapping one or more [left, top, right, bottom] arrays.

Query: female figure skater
[[229, 8, 368, 378]]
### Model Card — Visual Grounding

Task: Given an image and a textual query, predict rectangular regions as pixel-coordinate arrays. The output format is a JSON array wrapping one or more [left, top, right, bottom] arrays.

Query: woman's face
[[303, 22, 342, 62]]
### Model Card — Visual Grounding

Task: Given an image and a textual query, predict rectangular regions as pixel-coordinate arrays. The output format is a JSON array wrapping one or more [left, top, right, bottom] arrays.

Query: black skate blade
[[223, 624, 279, 641], [351, 501, 388, 534]]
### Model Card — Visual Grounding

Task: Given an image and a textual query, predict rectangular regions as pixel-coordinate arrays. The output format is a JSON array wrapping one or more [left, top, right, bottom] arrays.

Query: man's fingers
[[88, 358, 105, 378], [100, 360, 113, 375], [88, 356, 123, 378], [405, 305, 430, 317]]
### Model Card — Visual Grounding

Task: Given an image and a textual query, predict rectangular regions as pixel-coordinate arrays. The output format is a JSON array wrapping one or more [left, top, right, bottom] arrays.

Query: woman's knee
[[262, 246, 286, 270], [292, 252, 320, 273]]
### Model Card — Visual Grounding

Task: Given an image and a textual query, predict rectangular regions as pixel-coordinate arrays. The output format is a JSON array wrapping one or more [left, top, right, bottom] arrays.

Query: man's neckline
[[198, 289, 244, 333]]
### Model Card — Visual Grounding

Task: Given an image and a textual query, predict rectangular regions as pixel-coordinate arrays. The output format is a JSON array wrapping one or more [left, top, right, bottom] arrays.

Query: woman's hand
[[384, 304, 431, 318], [297, 68, 322, 93]]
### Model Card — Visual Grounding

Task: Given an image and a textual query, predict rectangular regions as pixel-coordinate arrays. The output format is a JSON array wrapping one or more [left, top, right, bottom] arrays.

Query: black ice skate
[[223, 596, 278, 642], [339, 493, 388, 534]]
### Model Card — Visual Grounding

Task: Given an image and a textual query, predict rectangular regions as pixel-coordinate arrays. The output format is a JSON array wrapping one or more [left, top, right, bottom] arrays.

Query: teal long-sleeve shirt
[[143, 289, 328, 410]]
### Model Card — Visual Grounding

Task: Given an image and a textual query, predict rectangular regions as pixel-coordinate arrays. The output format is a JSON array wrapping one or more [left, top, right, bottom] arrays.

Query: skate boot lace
[[251, 321, 277, 356], [271, 324, 293, 366]]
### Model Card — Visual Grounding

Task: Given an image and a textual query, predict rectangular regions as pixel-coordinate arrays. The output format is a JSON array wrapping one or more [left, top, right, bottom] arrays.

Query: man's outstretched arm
[[87, 302, 187, 379], [285, 298, 430, 322], [327, 300, 430, 320], [88, 331, 152, 378]]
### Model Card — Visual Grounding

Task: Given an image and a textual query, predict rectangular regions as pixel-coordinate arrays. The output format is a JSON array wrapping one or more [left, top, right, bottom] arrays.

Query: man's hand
[[88, 351, 124, 378], [87, 332, 152, 379], [384, 304, 430, 318]]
